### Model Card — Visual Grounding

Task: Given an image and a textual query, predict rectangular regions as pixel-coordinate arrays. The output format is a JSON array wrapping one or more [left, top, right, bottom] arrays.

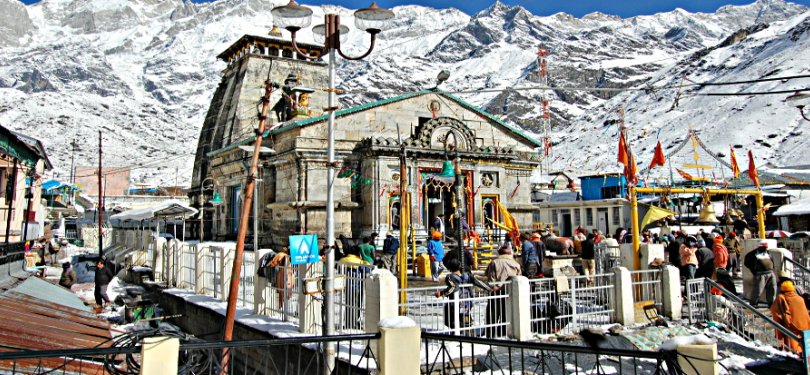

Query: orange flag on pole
[[617, 131, 628, 165], [649, 141, 666, 169], [748, 150, 760, 188], [729, 148, 741, 179]]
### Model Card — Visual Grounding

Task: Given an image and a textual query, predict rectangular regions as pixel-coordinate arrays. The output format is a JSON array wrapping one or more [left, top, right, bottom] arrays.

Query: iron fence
[[685, 278, 706, 324], [420, 332, 681, 374], [237, 251, 255, 308], [630, 268, 663, 313], [202, 246, 224, 299], [529, 273, 615, 336], [262, 264, 302, 322], [180, 243, 196, 291], [783, 257, 810, 295], [399, 281, 511, 338], [595, 243, 620, 274], [702, 278, 801, 354], [0, 334, 380, 375], [335, 262, 374, 333]]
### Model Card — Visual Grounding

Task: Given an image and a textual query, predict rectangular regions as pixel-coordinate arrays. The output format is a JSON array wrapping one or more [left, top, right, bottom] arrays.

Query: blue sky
[[18, 0, 810, 17]]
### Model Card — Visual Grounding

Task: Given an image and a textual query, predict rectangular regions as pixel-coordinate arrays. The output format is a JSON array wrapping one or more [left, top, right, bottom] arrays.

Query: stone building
[[191, 33, 543, 247]]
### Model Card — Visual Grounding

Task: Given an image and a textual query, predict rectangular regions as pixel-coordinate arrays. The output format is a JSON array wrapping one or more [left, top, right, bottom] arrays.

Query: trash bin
[[416, 253, 432, 278]]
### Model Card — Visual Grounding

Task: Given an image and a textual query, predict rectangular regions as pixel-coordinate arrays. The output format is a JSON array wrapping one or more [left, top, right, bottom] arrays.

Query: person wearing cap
[[427, 230, 446, 282], [724, 231, 743, 277], [770, 279, 810, 353], [485, 240, 521, 338], [59, 262, 76, 289], [744, 241, 776, 307], [680, 236, 699, 280], [530, 231, 546, 273]]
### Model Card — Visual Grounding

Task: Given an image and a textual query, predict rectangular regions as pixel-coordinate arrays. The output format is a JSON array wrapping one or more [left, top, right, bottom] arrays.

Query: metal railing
[[0, 241, 25, 256], [0, 334, 380, 375], [529, 273, 615, 336], [262, 264, 302, 322], [180, 243, 196, 291], [702, 278, 801, 353], [237, 251, 255, 308], [202, 246, 224, 299], [421, 332, 682, 374], [630, 268, 663, 313], [595, 243, 620, 274], [685, 278, 707, 324], [335, 262, 374, 333], [783, 257, 810, 295], [399, 281, 511, 338]]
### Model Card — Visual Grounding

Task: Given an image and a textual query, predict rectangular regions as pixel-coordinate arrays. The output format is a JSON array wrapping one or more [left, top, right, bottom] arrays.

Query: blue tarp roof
[[42, 179, 80, 192]]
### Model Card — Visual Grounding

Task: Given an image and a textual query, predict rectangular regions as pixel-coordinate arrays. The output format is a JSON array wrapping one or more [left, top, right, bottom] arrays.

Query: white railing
[[595, 243, 621, 274], [398, 281, 511, 339], [630, 268, 663, 314], [685, 278, 707, 324], [529, 274, 615, 335], [262, 264, 302, 322], [237, 251, 255, 308], [335, 263, 375, 333], [202, 246, 224, 299], [180, 244, 196, 291]]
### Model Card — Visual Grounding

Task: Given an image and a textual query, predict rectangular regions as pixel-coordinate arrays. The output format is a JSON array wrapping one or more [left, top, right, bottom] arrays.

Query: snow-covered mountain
[[0, 0, 807, 186]]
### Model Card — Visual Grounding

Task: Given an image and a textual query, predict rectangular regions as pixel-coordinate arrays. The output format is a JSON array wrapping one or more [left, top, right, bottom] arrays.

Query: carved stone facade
[[191, 35, 543, 248]]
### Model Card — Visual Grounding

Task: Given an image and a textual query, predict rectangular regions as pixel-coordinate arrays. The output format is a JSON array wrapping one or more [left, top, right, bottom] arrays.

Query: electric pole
[[98, 131, 103, 258]]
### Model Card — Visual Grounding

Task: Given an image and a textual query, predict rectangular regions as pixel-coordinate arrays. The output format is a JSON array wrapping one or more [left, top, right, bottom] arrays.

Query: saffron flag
[[649, 141, 666, 169], [640, 205, 676, 229], [729, 148, 741, 179], [676, 168, 710, 182], [617, 130, 628, 165], [495, 200, 520, 245], [748, 150, 760, 188]]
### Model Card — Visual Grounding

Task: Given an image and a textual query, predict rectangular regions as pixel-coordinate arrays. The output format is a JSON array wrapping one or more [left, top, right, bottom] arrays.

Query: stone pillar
[[153, 237, 167, 283], [378, 317, 420, 375], [365, 269, 399, 335], [613, 267, 635, 326], [677, 343, 719, 375], [619, 243, 635, 269], [140, 337, 179, 375], [254, 249, 273, 315], [508, 275, 532, 341], [742, 239, 777, 300], [661, 265, 682, 320]]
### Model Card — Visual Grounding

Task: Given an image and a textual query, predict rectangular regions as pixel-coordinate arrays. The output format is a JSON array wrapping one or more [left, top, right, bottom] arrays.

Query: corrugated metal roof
[[0, 277, 112, 361], [10, 276, 90, 312], [208, 89, 543, 157]]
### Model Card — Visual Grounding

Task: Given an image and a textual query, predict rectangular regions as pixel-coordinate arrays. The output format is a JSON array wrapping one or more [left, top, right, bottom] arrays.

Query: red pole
[[98, 131, 103, 257], [220, 79, 273, 373]]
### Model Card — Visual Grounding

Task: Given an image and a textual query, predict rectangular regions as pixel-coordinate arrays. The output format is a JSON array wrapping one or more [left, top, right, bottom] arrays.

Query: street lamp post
[[199, 177, 222, 243], [271, 1, 394, 373], [786, 91, 810, 122]]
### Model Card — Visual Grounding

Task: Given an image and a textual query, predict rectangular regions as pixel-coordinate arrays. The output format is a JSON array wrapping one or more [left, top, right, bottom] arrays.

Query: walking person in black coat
[[93, 258, 115, 307]]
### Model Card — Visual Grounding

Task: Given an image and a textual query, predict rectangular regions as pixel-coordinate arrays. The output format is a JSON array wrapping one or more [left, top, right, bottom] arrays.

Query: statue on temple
[[273, 73, 298, 122]]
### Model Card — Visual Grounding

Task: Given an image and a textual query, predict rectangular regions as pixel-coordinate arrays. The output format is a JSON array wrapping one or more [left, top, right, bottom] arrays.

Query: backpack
[[383, 236, 400, 255], [256, 251, 276, 277]]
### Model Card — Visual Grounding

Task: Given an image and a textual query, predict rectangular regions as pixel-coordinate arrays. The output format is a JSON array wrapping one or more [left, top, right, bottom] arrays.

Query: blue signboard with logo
[[289, 234, 320, 265]]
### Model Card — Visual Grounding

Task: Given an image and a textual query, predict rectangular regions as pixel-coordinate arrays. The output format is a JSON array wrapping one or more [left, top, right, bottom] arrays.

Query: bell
[[696, 204, 720, 224], [437, 160, 456, 179]]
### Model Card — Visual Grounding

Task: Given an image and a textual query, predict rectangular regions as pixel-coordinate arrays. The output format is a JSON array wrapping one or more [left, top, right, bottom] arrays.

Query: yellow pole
[[399, 156, 408, 313], [629, 186, 640, 270], [755, 191, 765, 239]]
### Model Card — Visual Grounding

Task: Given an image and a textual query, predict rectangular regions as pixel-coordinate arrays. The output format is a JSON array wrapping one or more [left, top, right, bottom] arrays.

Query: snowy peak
[[0, 0, 33, 46]]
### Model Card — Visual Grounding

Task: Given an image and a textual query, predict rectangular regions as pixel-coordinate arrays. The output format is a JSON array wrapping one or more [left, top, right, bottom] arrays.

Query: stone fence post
[[508, 275, 532, 341], [613, 267, 635, 326], [378, 317, 420, 375], [194, 244, 206, 295], [661, 265, 682, 320], [140, 337, 179, 375]]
